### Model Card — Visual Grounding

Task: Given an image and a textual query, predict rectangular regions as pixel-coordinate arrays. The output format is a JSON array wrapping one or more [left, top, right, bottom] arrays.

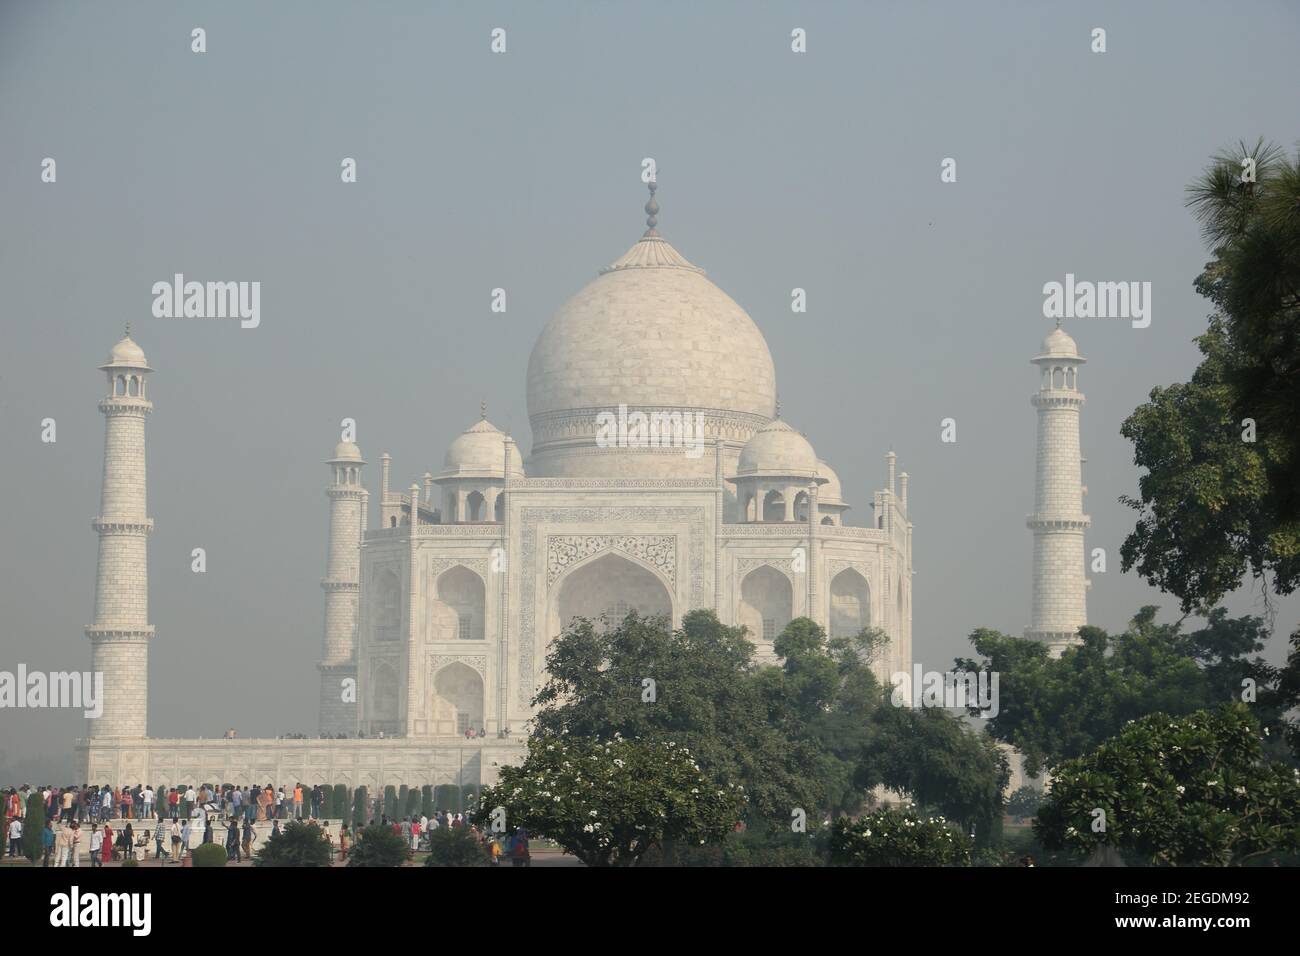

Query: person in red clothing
[[100, 822, 113, 864]]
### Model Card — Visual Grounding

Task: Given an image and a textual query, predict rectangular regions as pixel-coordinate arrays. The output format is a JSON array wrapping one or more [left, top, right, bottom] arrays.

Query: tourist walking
[[6, 816, 21, 858], [41, 820, 55, 866], [89, 824, 102, 867], [101, 822, 113, 863], [54, 823, 73, 867], [242, 819, 256, 860], [226, 819, 240, 862]]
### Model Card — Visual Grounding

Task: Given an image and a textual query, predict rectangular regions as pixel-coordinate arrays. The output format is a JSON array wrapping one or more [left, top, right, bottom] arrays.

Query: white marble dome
[[440, 418, 524, 478], [526, 234, 776, 424], [331, 441, 363, 462], [1037, 326, 1080, 358], [103, 331, 149, 368], [736, 419, 822, 479], [816, 459, 845, 505]]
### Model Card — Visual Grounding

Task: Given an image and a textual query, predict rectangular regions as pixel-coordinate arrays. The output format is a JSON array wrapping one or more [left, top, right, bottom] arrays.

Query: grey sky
[[3, 0, 1298, 779]]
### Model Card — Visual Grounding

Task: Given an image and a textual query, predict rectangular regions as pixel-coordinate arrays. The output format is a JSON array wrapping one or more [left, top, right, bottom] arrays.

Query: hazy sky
[[3, 0, 1298, 779]]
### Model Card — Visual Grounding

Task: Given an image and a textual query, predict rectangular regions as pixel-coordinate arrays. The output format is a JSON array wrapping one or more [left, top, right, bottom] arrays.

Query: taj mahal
[[77, 186, 1089, 791]]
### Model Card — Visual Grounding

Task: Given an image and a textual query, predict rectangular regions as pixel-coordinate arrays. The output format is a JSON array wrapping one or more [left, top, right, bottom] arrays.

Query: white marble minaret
[[318, 440, 367, 733], [1026, 325, 1090, 656], [86, 328, 155, 737]]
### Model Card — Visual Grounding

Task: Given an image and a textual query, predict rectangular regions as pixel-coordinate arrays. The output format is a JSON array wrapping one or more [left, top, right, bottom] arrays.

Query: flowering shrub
[[477, 735, 746, 866], [1035, 704, 1300, 865], [828, 808, 972, 866]]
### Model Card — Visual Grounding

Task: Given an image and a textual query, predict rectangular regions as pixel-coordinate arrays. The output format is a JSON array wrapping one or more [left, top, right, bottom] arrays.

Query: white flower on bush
[[1176, 785, 1186, 796]]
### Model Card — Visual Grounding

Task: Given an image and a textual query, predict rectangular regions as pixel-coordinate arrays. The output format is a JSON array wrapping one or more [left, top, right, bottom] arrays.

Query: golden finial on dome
[[644, 181, 659, 237], [480, 400, 487, 420]]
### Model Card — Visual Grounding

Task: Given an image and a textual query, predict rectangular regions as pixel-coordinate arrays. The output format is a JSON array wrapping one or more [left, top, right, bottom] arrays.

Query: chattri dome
[[816, 459, 845, 505], [1037, 326, 1080, 359], [440, 418, 524, 479], [331, 441, 363, 462], [736, 419, 822, 480], [102, 328, 149, 369]]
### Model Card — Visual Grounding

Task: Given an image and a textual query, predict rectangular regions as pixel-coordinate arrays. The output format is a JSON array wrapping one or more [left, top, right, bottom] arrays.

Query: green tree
[[1121, 140, 1300, 613], [532, 609, 825, 822], [351, 786, 368, 830], [434, 785, 459, 812], [1036, 704, 1300, 865], [420, 785, 433, 819], [829, 809, 972, 867], [403, 787, 420, 819], [255, 820, 333, 867], [382, 785, 396, 820], [346, 822, 409, 867], [423, 825, 490, 867], [478, 735, 746, 867], [955, 607, 1275, 776], [1007, 786, 1043, 822], [23, 793, 44, 863], [866, 703, 1009, 844]]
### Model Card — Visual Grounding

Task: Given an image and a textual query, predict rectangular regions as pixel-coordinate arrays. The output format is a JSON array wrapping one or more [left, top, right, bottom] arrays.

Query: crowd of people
[[3, 781, 340, 827], [2, 782, 533, 866]]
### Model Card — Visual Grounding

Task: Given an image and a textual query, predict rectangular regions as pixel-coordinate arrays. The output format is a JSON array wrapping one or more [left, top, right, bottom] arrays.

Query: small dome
[[331, 441, 363, 462], [1038, 327, 1079, 359], [102, 331, 149, 369], [735, 419, 822, 480], [439, 418, 524, 479], [816, 460, 846, 505]]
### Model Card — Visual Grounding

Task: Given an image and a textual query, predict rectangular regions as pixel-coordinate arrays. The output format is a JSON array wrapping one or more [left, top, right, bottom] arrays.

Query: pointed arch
[[830, 567, 871, 639], [738, 565, 793, 657]]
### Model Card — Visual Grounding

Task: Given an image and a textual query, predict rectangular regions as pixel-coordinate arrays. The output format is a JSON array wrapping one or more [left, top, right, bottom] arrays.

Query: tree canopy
[[529, 610, 1008, 837], [1035, 704, 1300, 865], [955, 606, 1275, 776], [1121, 140, 1300, 613]]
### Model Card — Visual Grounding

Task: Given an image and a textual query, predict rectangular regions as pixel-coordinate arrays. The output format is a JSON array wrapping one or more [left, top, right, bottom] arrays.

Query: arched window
[[436, 566, 485, 642], [372, 568, 401, 642], [115, 375, 126, 396], [794, 491, 810, 522], [128, 376, 139, 396], [762, 490, 785, 522], [494, 493, 505, 522], [466, 491, 486, 522], [552, 553, 672, 638], [830, 568, 871, 639], [739, 566, 792, 658]]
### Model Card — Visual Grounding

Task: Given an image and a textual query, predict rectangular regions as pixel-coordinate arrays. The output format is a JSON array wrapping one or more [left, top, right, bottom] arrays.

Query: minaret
[[86, 327, 154, 738], [1027, 325, 1090, 656], [318, 440, 367, 734]]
